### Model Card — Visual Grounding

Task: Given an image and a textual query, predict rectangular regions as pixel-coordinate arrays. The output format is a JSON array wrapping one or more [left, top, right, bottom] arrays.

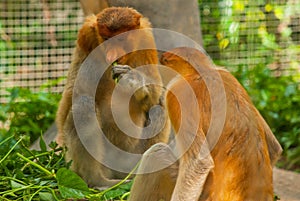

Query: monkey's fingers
[[112, 64, 132, 82]]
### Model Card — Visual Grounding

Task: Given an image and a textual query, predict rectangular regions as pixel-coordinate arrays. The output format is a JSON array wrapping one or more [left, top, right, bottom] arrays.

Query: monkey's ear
[[128, 8, 142, 28], [134, 13, 142, 27], [160, 51, 176, 64], [77, 15, 101, 53]]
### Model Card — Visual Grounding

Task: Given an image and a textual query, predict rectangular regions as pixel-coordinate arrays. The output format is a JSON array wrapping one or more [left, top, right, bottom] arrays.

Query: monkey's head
[[96, 7, 145, 64], [77, 7, 154, 65], [97, 7, 142, 38], [160, 47, 212, 76]]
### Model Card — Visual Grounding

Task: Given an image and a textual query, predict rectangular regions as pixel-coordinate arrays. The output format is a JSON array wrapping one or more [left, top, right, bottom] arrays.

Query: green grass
[[0, 135, 133, 201]]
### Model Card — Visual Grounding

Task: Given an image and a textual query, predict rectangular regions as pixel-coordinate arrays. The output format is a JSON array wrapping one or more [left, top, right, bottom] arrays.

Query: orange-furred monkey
[[55, 7, 170, 187], [129, 47, 282, 201]]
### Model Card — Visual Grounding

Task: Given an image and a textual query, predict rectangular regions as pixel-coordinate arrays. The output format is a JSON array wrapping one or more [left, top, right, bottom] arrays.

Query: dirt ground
[[274, 167, 300, 201]]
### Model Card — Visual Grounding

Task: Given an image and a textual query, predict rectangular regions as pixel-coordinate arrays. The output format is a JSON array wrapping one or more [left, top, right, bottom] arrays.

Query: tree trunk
[[80, 0, 203, 45]]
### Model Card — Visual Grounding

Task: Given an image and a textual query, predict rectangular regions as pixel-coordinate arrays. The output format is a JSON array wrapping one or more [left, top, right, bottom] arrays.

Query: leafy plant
[[0, 136, 133, 201], [199, 0, 300, 171], [0, 85, 135, 200], [0, 87, 61, 147], [233, 64, 300, 171]]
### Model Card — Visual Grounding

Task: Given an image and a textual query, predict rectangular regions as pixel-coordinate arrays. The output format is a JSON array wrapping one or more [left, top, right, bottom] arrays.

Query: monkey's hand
[[112, 64, 149, 101]]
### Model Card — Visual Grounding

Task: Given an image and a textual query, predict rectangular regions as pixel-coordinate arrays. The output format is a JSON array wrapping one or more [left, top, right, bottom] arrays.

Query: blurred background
[[0, 0, 299, 172]]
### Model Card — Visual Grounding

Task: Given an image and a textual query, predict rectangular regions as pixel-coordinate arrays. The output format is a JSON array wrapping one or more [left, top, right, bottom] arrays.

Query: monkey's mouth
[[112, 73, 122, 83]]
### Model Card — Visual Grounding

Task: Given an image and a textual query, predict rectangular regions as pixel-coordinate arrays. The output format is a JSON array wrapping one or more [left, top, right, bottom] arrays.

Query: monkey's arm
[[112, 64, 161, 107], [129, 143, 178, 201], [64, 95, 124, 188], [55, 48, 90, 146], [112, 64, 170, 147], [256, 110, 282, 166], [171, 129, 214, 201], [55, 15, 102, 145]]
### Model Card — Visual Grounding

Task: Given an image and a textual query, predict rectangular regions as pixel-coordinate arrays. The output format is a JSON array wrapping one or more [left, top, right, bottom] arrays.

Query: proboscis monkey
[[55, 7, 170, 187], [129, 47, 282, 201]]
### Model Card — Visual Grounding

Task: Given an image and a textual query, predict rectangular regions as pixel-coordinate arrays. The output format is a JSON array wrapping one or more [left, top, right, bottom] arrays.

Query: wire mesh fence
[[0, 0, 299, 102], [200, 0, 300, 74], [0, 0, 84, 102]]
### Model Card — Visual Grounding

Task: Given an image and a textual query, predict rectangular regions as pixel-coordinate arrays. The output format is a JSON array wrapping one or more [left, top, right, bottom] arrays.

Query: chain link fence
[[200, 0, 300, 74], [0, 0, 299, 102], [0, 0, 84, 102]]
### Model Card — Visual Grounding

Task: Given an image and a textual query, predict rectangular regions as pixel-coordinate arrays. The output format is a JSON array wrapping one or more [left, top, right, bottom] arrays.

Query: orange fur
[[163, 47, 282, 201], [129, 47, 282, 201], [56, 7, 170, 187]]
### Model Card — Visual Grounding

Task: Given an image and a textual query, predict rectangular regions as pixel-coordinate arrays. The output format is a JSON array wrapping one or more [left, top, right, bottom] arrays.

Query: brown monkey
[[129, 47, 282, 201], [56, 7, 170, 187]]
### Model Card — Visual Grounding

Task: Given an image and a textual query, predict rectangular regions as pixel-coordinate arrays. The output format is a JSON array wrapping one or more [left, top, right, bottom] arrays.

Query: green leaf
[[39, 135, 47, 152], [10, 180, 25, 189], [15, 169, 25, 180], [118, 180, 133, 191], [284, 85, 296, 97], [262, 34, 279, 50], [281, 27, 292, 38], [103, 188, 127, 200], [39, 192, 56, 201], [219, 38, 230, 49], [274, 7, 284, 20], [49, 141, 58, 149], [56, 168, 90, 199], [265, 4, 273, 12]]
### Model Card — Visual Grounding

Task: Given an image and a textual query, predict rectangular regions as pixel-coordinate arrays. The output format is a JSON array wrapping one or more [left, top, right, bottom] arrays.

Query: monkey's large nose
[[106, 47, 126, 64], [106, 49, 119, 64]]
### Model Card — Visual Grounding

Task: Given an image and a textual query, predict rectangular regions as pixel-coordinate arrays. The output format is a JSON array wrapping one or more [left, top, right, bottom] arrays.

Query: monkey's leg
[[112, 65, 171, 147], [171, 129, 214, 201], [129, 143, 178, 201]]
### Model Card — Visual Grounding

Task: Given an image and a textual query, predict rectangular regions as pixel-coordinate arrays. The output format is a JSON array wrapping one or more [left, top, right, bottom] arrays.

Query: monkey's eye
[[161, 57, 168, 64], [117, 37, 125, 42]]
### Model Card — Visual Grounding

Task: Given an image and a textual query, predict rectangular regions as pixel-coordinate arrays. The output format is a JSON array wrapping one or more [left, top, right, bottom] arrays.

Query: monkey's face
[[103, 34, 135, 64], [96, 7, 142, 64]]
